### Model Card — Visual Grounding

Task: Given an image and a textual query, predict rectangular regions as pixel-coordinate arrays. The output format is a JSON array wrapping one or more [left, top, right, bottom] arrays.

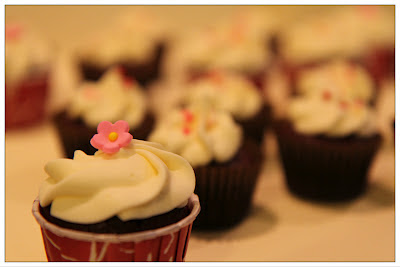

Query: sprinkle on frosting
[[149, 106, 243, 167], [184, 71, 262, 120], [287, 60, 378, 137], [90, 121, 133, 154]]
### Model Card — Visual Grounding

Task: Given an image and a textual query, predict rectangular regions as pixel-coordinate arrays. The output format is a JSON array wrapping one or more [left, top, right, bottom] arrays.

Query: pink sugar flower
[[90, 120, 133, 154]]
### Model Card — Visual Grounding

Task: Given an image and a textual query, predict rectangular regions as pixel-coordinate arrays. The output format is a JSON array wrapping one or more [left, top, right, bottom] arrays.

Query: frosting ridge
[[39, 139, 195, 223]]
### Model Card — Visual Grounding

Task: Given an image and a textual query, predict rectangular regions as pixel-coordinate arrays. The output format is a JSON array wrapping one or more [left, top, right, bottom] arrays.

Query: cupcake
[[32, 120, 200, 262], [181, 70, 269, 144], [274, 60, 382, 201], [148, 106, 263, 229], [276, 5, 394, 86], [77, 11, 168, 86], [178, 10, 276, 89], [5, 23, 52, 129], [53, 67, 154, 158]]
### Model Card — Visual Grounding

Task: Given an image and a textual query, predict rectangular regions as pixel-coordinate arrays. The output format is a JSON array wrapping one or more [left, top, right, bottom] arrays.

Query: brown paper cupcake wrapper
[[32, 194, 200, 262], [193, 140, 263, 229], [274, 120, 382, 202], [237, 104, 271, 145], [53, 111, 154, 158]]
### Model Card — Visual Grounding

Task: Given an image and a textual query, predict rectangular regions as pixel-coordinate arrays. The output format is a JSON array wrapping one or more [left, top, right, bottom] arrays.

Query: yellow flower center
[[108, 132, 118, 142]]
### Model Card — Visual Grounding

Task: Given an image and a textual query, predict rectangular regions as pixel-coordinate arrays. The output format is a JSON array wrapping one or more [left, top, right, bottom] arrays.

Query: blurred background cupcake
[[53, 67, 154, 158], [275, 5, 394, 90], [5, 22, 53, 129], [179, 70, 269, 144], [76, 10, 170, 87], [148, 105, 263, 229], [274, 60, 382, 202], [175, 9, 278, 90]]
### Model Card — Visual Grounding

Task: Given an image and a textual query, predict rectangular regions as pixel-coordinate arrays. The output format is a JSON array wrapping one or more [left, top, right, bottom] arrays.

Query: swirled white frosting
[[280, 6, 394, 64], [39, 139, 195, 223], [5, 23, 51, 85], [68, 68, 147, 128], [184, 71, 263, 120], [180, 11, 273, 73], [78, 11, 167, 66], [148, 106, 243, 167], [288, 61, 378, 137], [296, 60, 374, 102]]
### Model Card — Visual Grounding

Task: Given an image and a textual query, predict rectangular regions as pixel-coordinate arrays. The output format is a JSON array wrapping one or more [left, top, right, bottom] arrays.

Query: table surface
[[5, 5, 396, 262]]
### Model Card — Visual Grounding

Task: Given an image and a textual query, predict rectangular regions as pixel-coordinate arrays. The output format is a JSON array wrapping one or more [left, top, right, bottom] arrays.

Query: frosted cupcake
[[77, 11, 168, 86], [149, 106, 262, 229], [54, 67, 154, 158], [33, 120, 199, 261], [178, 10, 276, 89], [6, 23, 52, 129], [274, 60, 382, 201], [182, 70, 269, 143], [277, 5, 394, 86]]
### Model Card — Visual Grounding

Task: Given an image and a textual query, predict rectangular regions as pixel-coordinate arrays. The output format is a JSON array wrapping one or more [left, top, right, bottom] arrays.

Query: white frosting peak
[[288, 61, 378, 137], [184, 71, 263, 120], [149, 106, 243, 167], [39, 139, 195, 223], [68, 68, 147, 128], [180, 12, 272, 73], [5, 23, 51, 85]]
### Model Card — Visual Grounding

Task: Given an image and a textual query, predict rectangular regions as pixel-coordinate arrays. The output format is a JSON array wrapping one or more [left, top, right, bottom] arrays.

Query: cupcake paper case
[[274, 60, 382, 201], [33, 120, 200, 262], [5, 23, 52, 129], [149, 106, 263, 229], [53, 67, 154, 158]]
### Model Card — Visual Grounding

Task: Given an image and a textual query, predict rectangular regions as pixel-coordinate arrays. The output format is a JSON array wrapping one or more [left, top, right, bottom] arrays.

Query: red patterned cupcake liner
[[5, 74, 49, 129], [32, 194, 200, 262]]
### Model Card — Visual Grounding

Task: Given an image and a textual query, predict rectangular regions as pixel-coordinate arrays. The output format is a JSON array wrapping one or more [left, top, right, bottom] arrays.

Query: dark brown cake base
[[274, 120, 382, 202], [79, 43, 165, 87], [39, 203, 190, 234], [193, 139, 263, 230], [53, 111, 155, 158]]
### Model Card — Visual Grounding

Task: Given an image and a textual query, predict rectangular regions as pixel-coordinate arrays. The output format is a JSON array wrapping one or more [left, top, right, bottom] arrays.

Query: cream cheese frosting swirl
[[39, 139, 195, 224], [180, 12, 272, 73], [78, 11, 166, 66], [184, 71, 263, 120], [68, 67, 147, 128], [148, 106, 243, 167], [288, 61, 377, 137], [280, 6, 394, 64]]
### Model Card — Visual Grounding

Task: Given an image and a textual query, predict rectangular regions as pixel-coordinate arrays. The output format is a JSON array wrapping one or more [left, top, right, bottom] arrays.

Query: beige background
[[5, 5, 395, 262]]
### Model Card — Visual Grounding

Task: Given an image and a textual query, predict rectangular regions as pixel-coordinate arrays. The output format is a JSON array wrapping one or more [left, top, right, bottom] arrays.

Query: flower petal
[[97, 121, 114, 135], [103, 142, 120, 154], [114, 120, 130, 133], [116, 132, 133, 147], [90, 134, 107, 150]]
